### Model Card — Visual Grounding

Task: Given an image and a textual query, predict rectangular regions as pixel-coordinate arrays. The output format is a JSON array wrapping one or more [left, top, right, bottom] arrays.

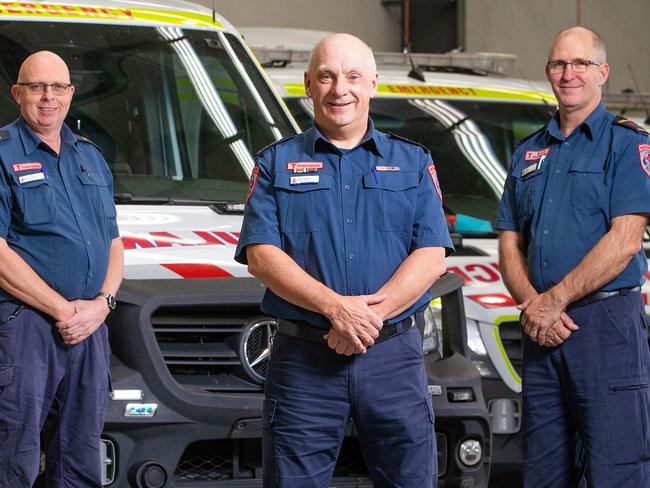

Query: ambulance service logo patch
[[428, 163, 442, 201], [639, 144, 650, 179], [525, 147, 550, 161], [246, 166, 260, 203]]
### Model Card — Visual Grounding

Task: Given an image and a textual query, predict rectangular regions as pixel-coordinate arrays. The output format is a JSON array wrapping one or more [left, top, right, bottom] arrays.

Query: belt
[[566, 286, 641, 310], [275, 315, 416, 346]]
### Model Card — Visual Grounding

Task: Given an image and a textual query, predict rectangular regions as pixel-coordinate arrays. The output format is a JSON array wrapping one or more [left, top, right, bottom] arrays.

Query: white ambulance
[[0, 3, 491, 487], [241, 28, 650, 478]]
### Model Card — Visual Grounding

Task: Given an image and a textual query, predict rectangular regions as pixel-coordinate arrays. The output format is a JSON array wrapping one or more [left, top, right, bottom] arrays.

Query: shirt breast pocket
[[363, 171, 418, 232], [568, 157, 607, 209], [513, 167, 545, 220], [10, 173, 55, 225], [78, 169, 117, 220], [273, 173, 333, 233]]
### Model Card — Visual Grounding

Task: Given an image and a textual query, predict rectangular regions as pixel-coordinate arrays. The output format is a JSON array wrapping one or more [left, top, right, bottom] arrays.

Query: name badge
[[19, 172, 45, 184], [286, 161, 323, 173], [521, 163, 538, 177], [290, 175, 319, 185], [375, 165, 400, 172]]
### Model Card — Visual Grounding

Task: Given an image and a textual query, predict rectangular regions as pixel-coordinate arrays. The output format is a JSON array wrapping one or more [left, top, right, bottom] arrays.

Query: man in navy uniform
[[497, 27, 650, 487], [235, 33, 453, 487], [0, 51, 123, 486]]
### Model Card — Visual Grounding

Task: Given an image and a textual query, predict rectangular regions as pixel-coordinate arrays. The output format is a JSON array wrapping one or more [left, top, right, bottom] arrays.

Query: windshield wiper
[[113, 194, 245, 213]]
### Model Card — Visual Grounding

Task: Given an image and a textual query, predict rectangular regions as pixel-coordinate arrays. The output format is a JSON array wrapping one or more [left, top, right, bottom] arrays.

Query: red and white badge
[[246, 166, 260, 203], [525, 148, 550, 161], [428, 163, 442, 201], [12, 162, 42, 172], [639, 144, 650, 179], [286, 161, 323, 173]]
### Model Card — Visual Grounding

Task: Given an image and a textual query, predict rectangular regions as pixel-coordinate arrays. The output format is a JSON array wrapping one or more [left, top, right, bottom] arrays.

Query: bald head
[[17, 51, 71, 84], [307, 33, 376, 75], [549, 26, 606, 62]]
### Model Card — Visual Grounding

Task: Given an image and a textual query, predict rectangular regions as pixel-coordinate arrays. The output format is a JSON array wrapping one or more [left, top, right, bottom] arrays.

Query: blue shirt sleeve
[[610, 134, 650, 218], [410, 148, 454, 256], [234, 151, 282, 265], [495, 171, 519, 231], [0, 162, 11, 239]]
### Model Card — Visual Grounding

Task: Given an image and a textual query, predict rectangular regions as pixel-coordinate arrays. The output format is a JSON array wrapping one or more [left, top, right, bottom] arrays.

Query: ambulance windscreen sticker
[[639, 144, 650, 179], [246, 166, 260, 203], [428, 164, 442, 201]]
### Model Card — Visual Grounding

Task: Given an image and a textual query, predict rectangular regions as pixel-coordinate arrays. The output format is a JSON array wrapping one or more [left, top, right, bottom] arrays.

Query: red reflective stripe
[[161, 263, 234, 278], [214, 232, 239, 245], [194, 231, 224, 245]]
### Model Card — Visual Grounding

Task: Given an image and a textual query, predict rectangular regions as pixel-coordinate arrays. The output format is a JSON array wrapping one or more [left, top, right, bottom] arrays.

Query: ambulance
[[239, 26, 650, 478], [0, 2, 491, 487]]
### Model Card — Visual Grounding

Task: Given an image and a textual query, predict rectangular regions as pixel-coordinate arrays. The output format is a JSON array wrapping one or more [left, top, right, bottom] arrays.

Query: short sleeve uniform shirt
[[236, 120, 454, 329]]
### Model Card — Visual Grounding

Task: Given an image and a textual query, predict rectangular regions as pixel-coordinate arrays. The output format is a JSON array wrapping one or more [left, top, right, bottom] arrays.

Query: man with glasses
[[0, 51, 123, 486], [497, 26, 650, 486]]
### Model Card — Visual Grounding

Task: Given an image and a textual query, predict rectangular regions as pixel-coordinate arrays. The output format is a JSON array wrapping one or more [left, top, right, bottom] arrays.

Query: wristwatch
[[98, 292, 117, 311]]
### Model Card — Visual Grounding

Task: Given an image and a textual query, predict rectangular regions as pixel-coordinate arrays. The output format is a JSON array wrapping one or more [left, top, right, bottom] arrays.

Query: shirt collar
[[16, 117, 77, 156], [546, 102, 607, 142], [306, 117, 384, 158]]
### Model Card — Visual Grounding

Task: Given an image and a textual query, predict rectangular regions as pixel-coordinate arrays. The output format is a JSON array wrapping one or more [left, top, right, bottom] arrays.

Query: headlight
[[466, 319, 498, 378], [422, 299, 442, 355], [458, 438, 482, 467]]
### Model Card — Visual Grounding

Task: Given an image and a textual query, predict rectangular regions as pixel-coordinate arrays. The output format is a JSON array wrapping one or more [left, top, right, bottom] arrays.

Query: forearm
[[549, 213, 648, 306], [371, 247, 446, 321], [100, 237, 124, 296], [0, 238, 72, 321], [499, 230, 538, 303], [246, 243, 340, 317]]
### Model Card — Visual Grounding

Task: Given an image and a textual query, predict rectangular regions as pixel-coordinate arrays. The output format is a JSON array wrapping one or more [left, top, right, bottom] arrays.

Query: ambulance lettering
[[121, 230, 240, 250], [447, 263, 501, 285]]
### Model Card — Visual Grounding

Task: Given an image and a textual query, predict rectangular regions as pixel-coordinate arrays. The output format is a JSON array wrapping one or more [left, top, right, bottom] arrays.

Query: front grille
[[151, 306, 275, 392], [497, 321, 522, 377]]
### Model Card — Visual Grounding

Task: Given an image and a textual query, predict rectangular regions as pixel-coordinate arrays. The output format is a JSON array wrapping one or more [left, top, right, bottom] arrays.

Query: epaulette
[[613, 115, 649, 137], [514, 124, 547, 150], [75, 134, 103, 153], [255, 133, 300, 158], [386, 132, 430, 153], [0, 130, 11, 143]]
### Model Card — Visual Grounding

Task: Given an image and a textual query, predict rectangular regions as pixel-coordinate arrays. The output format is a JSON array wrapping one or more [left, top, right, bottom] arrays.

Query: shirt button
[[346, 219, 352, 224], [87, 240, 92, 246], [344, 185, 350, 190], [76, 211, 81, 217], [564, 142, 569, 146], [89, 272, 93, 278], [349, 254, 355, 260], [543, 229, 549, 235], [548, 199, 554, 203], [543, 262, 548, 267]]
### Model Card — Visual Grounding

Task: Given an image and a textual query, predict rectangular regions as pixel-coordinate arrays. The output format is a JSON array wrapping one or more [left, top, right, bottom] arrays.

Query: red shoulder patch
[[639, 144, 650, 179], [246, 166, 260, 203], [428, 164, 442, 201]]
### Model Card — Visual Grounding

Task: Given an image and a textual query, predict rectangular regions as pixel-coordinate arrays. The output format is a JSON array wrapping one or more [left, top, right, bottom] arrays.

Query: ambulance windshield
[[285, 97, 553, 235], [0, 22, 295, 203]]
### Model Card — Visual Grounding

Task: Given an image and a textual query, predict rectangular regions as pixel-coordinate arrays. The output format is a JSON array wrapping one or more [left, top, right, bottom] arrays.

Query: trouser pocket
[[607, 376, 650, 465]]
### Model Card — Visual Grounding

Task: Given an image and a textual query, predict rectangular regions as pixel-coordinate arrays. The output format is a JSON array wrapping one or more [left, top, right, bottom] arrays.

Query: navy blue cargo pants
[[263, 326, 436, 488], [522, 291, 650, 487], [0, 302, 110, 487]]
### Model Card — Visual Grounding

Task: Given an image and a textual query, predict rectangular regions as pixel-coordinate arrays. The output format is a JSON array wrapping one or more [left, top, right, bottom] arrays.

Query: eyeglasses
[[546, 59, 603, 73], [16, 82, 73, 95]]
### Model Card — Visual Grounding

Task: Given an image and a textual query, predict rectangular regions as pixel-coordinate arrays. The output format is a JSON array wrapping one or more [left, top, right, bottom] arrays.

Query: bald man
[[0, 51, 123, 486], [497, 27, 650, 486], [235, 34, 452, 487]]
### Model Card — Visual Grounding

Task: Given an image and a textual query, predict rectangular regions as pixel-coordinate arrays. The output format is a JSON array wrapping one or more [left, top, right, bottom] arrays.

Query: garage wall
[[194, 0, 649, 94], [462, 0, 650, 93]]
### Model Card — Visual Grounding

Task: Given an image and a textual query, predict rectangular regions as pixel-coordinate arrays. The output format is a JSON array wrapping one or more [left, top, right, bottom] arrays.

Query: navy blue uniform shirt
[[235, 120, 454, 330], [496, 103, 650, 293], [0, 117, 119, 302]]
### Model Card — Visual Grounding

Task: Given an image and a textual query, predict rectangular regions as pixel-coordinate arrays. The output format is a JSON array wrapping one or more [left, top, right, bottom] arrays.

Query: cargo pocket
[[363, 171, 418, 232], [607, 376, 650, 465], [424, 394, 435, 478]]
